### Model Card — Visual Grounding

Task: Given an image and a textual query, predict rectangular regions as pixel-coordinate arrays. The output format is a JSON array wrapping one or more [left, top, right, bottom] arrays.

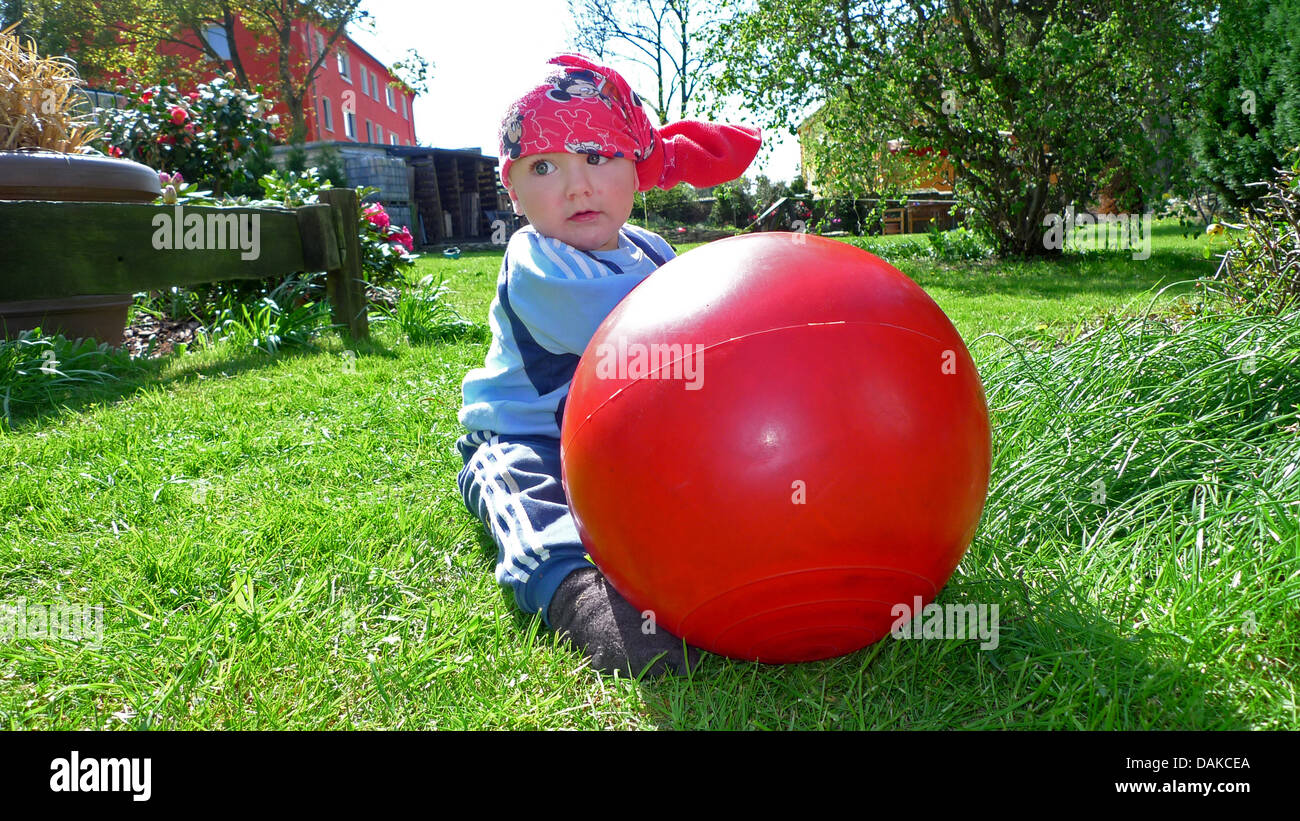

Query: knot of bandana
[[498, 53, 761, 192]]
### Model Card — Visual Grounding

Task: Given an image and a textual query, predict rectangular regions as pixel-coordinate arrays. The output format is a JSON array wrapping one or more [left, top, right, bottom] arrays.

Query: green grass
[[1, 220, 1294, 729]]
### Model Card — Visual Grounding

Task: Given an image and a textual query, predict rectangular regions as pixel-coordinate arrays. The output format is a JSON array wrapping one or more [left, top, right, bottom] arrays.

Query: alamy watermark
[[50, 751, 151, 801], [1042, 205, 1152, 260], [593, 335, 705, 389], [151, 205, 261, 260], [1, 598, 103, 647], [890, 595, 999, 650]]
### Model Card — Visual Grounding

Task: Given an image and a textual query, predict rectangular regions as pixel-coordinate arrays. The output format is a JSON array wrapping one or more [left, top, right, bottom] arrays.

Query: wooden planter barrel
[[0, 151, 161, 345]]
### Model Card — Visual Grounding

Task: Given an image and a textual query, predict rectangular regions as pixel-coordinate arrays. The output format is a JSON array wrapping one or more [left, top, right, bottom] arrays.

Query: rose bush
[[93, 76, 277, 197]]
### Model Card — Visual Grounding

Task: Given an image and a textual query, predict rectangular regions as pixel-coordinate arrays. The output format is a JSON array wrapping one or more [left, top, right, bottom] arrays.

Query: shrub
[[160, 168, 419, 326], [636, 183, 701, 226], [358, 196, 417, 289], [1207, 152, 1300, 316], [93, 76, 277, 197], [709, 179, 756, 228], [845, 226, 993, 262]]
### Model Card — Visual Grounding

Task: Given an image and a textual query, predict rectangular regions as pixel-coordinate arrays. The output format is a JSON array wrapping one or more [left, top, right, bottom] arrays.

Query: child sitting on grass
[[455, 53, 760, 677]]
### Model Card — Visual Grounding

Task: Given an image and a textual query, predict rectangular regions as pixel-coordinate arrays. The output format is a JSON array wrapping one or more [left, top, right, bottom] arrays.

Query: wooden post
[[318, 187, 370, 342]]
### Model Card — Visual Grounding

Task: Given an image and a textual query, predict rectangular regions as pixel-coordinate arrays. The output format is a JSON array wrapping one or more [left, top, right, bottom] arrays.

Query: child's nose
[[566, 165, 595, 197]]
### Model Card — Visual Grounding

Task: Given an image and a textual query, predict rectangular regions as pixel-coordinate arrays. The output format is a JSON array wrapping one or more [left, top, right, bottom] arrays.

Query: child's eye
[[586, 154, 608, 165], [532, 160, 555, 175]]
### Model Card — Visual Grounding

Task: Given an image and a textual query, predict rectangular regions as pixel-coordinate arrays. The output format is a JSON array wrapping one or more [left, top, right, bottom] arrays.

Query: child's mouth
[[569, 210, 600, 222]]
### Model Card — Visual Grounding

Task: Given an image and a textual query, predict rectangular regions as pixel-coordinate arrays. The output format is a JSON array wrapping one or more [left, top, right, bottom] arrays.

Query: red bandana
[[498, 53, 761, 192]]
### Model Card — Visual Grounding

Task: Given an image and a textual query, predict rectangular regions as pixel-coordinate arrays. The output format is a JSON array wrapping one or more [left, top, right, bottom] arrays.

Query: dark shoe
[[547, 567, 705, 678]]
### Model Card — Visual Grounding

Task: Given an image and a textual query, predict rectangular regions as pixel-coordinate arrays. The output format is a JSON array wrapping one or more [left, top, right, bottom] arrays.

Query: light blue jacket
[[458, 223, 677, 438]]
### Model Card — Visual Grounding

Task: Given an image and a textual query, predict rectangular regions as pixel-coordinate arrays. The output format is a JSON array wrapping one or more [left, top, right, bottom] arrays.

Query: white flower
[[266, 114, 280, 125]]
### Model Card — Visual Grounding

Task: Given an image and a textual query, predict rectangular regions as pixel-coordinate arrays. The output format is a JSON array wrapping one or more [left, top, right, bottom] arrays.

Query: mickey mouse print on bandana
[[498, 53, 762, 193]]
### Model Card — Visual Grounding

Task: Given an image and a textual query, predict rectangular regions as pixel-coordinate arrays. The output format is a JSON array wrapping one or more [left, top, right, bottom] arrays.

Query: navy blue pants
[[455, 430, 593, 627]]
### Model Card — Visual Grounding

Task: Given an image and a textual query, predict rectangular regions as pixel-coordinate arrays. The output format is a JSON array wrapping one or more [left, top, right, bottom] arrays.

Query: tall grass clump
[[382, 275, 487, 345], [0, 330, 140, 427], [972, 303, 1300, 723], [205, 272, 332, 354]]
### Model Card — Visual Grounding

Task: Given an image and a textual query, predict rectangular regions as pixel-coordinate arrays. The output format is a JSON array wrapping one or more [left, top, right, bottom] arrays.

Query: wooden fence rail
[[0, 187, 369, 341]]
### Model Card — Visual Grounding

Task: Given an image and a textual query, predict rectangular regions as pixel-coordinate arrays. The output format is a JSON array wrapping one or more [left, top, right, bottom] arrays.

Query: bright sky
[[351, 0, 802, 182]]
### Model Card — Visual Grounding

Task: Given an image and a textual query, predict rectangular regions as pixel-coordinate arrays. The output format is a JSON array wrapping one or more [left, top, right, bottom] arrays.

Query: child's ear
[[508, 187, 524, 216]]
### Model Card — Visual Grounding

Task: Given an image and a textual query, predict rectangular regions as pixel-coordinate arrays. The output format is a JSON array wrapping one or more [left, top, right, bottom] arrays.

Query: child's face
[[508, 152, 637, 252]]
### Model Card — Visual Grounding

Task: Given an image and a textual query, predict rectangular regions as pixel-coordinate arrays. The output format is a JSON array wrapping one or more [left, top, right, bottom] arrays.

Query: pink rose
[[169, 106, 188, 125], [362, 203, 390, 231], [390, 226, 414, 253]]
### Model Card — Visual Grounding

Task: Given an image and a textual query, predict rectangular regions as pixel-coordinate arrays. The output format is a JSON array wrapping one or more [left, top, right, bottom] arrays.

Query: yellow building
[[796, 105, 955, 198]]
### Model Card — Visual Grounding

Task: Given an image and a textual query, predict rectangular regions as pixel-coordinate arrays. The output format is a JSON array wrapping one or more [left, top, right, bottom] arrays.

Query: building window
[[375, 124, 383, 143], [360, 66, 369, 96], [401, 94, 407, 119], [390, 133, 398, 146], [371, 74, 380, 101], [202, 23, 232, 61], [385, 85, 394, 109], [337, 49, 351, 81], [315, 32, 324, 58], [365, 120, 372, 142], [320, 97, 333, 132], [344, 110, 356, 140]]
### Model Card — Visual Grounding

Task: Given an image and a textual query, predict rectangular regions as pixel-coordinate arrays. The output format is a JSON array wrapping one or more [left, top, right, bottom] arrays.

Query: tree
[[17, 0, 379, 144], [1189, 0, 1300, 208], [567, 0, 721, 122], [708, 0, 1208, 257]]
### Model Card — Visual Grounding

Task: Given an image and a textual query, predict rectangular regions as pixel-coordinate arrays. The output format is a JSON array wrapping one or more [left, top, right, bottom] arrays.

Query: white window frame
[[375, 124, 383, 143], [337, 49, 351, 81], [390, 133, 398, 146], [344, 110, 356, 140], [385, 85, 394, 109], [315, 31, 324, 58], [401, 94, 408, 120], [360, 65, 369, 96], [365, 119, 372, 143], [320, 96, 333, 132]]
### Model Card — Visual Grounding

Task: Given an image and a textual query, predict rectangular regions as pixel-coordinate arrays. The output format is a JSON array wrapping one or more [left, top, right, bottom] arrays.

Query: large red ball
[[560, 233, 991, 663]]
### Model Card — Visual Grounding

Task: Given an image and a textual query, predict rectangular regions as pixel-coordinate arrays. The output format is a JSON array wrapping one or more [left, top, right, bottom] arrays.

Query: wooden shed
[[392, 147, 504, 244]]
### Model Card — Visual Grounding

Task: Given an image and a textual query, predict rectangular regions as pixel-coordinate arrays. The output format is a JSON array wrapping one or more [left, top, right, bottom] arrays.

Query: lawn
[[1, 220, 1295, 729]]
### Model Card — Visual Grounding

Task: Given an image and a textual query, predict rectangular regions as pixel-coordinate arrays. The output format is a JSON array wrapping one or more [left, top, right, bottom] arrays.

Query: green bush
[[709, 179, 756, 228], [845, 226, 993, 262], [93, 76, 277, 198], [157, 168, 418, 327], [635, 183, 701, 226], [1207, 152, 1300, 315], [1189, 0, 1300, 208]]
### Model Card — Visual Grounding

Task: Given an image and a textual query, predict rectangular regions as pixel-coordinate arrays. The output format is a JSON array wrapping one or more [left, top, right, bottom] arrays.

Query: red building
[[148, 15, 417, 146]]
